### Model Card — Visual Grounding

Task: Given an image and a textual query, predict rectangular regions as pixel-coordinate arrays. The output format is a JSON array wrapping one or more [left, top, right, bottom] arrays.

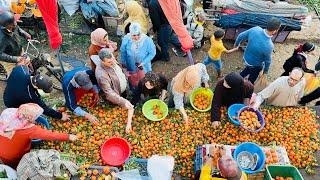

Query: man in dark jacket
[[0, 11, 31, 63], [3, 65, 70, 121], [62, 67, 99, 124], [148, 0, 186, 61]]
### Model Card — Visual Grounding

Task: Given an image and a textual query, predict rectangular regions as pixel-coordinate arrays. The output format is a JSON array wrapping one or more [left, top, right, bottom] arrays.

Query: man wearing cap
[[93, 48, 134, 133], [3, 65, 70, 121], [62, 67, 99, 124]]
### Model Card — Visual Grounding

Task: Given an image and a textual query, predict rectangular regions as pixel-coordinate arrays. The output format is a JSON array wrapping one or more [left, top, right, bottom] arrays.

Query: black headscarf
[[223, 72, 245, 105]]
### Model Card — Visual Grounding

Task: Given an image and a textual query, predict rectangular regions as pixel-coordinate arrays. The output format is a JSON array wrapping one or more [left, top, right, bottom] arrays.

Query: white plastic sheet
[[147, 155, 174, 180]]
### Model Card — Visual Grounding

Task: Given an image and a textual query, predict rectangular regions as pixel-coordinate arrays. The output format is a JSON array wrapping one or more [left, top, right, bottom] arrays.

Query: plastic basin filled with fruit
[[190, 87, 214, 112], [101, 137, 131, 166], [237, 106, 265, 132], [142, 99, 169, 121], [228, 103, 246, 126], [234, 142, 266, 174]]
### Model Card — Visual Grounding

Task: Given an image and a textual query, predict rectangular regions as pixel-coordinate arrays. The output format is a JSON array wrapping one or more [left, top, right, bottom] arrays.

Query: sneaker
[[172, 47, 186, 57]]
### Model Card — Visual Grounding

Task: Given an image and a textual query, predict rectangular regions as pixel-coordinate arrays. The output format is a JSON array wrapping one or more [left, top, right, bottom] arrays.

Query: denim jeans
[[35, 116, 51, 129], [203, 56, 222, 71], [240, 65, 263, 84], [157, 25, 181, 59]]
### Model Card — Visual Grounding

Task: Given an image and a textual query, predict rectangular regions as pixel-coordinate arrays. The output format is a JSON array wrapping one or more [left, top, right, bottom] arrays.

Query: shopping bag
[[254, 73, 269, 93], [128, 69, 145, 87]]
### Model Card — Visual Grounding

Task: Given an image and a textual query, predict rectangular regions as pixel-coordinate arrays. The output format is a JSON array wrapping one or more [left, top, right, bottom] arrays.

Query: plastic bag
[[58, 0, 80, 16], [254, 73, 269, 93], [147, 155, 174, 180], [115, 169, 144, 180]]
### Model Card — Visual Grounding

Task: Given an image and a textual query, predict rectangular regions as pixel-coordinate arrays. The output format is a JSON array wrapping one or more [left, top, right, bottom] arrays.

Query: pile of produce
[[10, 0, 42, 17], [273, 176, 293, 180], [77, 93, 95, 107], [152, 104, 164, 119], [41, 104, 319, 178], [193, 93, 210, 110], [238, 110, 262, 130]]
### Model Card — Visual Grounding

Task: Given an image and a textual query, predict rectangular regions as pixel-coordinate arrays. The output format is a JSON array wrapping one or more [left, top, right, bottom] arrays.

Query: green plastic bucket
[[190, 87, 214, 112], [264, 165, 304, 180], [142, 99, 168, 121]]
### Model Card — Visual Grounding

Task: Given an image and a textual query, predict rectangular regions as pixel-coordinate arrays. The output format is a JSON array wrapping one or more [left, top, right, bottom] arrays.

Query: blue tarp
[[214, 13, 302, 31]]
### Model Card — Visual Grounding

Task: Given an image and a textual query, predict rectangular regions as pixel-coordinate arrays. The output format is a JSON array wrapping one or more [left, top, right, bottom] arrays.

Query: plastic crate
[[102, 15, 124, 28], [194, 145, 206, 173], [71, 165, 119, 180], [264, 165, 304, 180], [124, 158, 148, 177]]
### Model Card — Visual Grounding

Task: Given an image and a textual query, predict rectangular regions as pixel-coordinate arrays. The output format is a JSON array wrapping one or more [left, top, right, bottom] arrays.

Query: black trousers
[[299, 87, 320, 106]]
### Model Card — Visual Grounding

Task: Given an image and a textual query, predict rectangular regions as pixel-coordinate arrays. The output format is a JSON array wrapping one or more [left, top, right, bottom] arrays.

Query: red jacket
[[0, 126, 69, 168]]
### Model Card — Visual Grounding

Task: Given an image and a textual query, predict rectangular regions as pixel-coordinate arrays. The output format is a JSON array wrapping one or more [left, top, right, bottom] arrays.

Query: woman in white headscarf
[[120, 23, 156, 87], [0, 103, 78, 168]]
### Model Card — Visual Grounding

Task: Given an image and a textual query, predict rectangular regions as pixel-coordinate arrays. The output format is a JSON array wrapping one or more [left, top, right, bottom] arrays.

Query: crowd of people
[[0, 0, 319, 179]]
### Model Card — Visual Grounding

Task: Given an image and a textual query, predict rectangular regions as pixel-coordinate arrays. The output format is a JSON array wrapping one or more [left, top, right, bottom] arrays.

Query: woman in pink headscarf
[[88, 28, 117, 71], [0, 103, 78, 168]]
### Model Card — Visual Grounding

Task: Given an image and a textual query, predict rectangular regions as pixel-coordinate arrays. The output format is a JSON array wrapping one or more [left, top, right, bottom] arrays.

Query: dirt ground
[[0, 1, 319, 179]]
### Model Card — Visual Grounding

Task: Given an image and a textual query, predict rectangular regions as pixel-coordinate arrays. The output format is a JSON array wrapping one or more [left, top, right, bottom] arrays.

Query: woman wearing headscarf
[[0, 103, 78, 168], [120, 23, 156, 85], [211, 72, 254, 128], [122, 0, 149, 35], [88, 28, 117, 70], [169, 63, 210, 123], [281, 42, 316, 76], [131, 72, 168, 105]]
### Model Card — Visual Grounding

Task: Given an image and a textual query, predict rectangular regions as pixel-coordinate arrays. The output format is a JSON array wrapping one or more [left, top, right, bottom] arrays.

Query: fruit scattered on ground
[[152, 105, 163, 119], [77, 93, 95, 107], [41, 105, 319, 177], [239, 110, 261, 130], [193, 93, 210, 110]]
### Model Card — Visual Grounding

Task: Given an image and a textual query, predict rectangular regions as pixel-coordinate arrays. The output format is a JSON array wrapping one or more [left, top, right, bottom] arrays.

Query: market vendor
[[88, 28, 117, 71], [211, 72, 254, 128], [62, 67, 99, 124], [281, 42, 316, 76], [251, 68, 305, 109], [168, 63, 209, 123], [0, 103, 78, 168], [199, 145, 247, 180], [3, 65, 70, 121], [131, 72, 168, 105], [94, 48, 134, 133]]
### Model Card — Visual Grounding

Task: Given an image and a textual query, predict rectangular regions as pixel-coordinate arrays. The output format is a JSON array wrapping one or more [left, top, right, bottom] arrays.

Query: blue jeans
[[157, 25, 181, 59], [203, 56, 222, 71], [240, 65, 263, 84], [35, 116, 51, 129]]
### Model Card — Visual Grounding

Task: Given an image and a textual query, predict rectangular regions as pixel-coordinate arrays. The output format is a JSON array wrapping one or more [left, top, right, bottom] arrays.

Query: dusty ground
[[0, 1, 319, 179]]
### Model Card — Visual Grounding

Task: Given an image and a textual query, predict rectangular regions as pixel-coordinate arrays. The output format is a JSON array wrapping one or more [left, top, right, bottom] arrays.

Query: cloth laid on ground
[[58, 0, 80, 16], [214, 13, 302, 31], [212, 0, 308, 18], [36, 0, 62, 49], [158, 0, 193, 51], [80, 0, 119, 23], [17, 149, 78, 180]]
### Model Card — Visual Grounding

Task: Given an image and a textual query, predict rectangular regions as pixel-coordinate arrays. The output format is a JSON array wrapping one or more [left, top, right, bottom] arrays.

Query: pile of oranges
[[273, 176, 293, 180], [152, 105, 164, 119], [264, 149, 279, 165], [40, 106, 319, 178], [193, 93, 210, 110], [78, 166, 114, 180], [239, 110, 262, 131], [77, 93, 95, 107]]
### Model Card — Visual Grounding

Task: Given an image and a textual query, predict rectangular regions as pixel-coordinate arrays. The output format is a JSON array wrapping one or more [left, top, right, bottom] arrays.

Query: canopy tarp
[[36, 0, 62, 49]]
